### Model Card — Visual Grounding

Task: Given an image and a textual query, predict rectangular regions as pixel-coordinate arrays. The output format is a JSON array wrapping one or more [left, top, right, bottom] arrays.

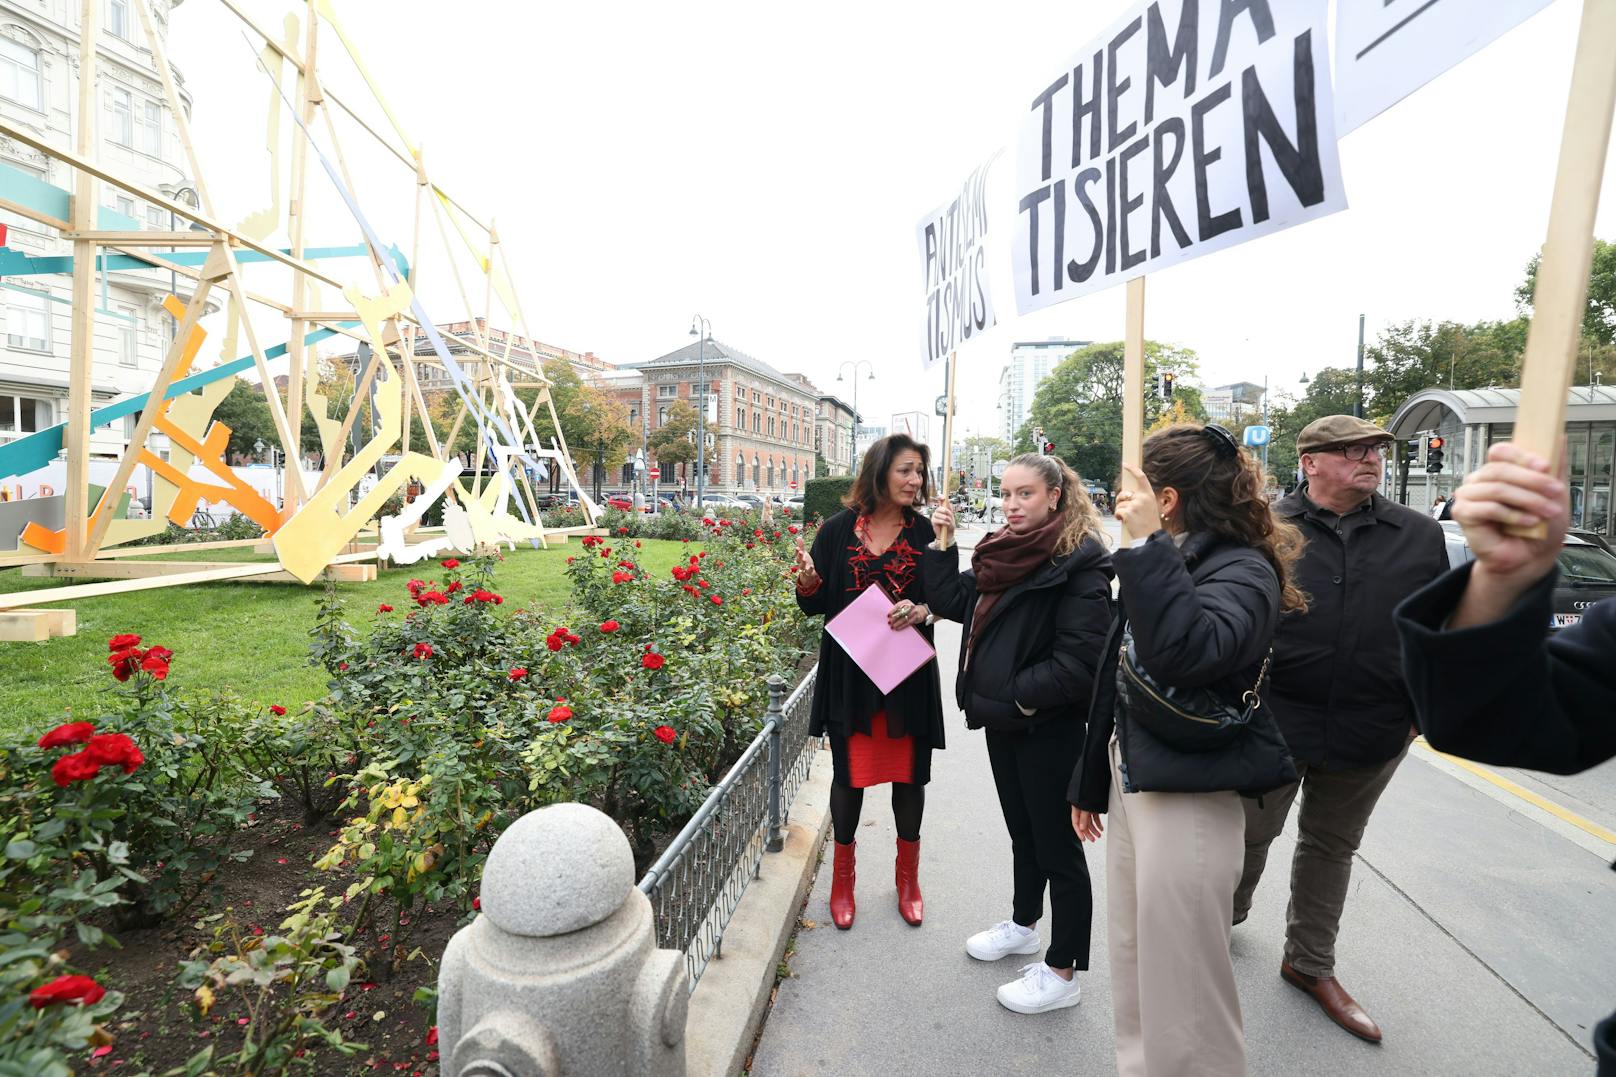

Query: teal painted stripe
[[0, 242, 404, 277], [0, 161, 69, 221], [0, 323, 356, 477]]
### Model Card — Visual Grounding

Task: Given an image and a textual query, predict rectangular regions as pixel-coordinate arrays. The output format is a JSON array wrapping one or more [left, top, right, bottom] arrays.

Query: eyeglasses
[[1200, 424, 1240, 458], [1328, 442, 1389, 463]]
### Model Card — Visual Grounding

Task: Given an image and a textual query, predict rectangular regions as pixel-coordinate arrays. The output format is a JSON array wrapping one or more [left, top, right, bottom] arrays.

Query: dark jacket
[[795, 508, 945, 747], [1396, 570, 1616, 1076], [1268, 488, 1448, 769], [1068, 530, 1282, 811], [922, 533, 1113, 732]]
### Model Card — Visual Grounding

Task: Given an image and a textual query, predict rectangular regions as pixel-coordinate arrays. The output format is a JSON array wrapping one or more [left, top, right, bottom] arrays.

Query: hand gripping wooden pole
[[1508, 0, 1616, 537]]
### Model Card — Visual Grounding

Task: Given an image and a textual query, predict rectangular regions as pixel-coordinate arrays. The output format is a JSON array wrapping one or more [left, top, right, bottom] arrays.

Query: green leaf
[[326, 965, 351, 994], [3, 840, 35, 859]]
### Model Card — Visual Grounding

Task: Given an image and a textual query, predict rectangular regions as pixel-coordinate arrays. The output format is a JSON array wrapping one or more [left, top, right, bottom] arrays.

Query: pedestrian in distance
[[1069, 422, 1307, 1077], [1394, 439, 1616, 1074], [1232, 415, 1449, 1044], [794, 434, 946, 930], [924, 454, 1113, 1015], [1430, 494, 1448, 519]]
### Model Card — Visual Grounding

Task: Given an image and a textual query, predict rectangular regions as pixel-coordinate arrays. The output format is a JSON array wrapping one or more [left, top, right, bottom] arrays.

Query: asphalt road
[[749, 519, 1614, 1077]]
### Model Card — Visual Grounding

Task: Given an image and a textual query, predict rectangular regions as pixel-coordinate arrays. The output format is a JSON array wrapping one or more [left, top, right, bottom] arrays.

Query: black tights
[[830, 782, 925, 845]]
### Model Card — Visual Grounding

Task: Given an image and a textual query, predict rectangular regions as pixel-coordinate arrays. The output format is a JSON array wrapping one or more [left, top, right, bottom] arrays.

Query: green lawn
[[0, 537, 694, 740]]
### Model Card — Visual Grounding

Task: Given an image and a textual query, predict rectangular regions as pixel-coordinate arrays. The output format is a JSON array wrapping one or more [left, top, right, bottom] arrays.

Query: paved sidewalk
[[749, 524, 1612, 1076]]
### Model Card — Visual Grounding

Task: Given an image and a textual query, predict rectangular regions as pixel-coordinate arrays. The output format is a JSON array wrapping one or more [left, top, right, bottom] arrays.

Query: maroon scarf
[[968, 511, 1063, 657]]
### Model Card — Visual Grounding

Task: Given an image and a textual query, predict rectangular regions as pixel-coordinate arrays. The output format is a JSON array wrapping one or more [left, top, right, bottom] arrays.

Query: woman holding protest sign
[[923, 453, 1113, 1015], [794, 434, 945, 930], [1069, 423, 1305, 1077]]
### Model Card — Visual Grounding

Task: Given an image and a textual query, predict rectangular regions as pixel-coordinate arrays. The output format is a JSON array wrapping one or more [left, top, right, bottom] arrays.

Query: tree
[[1266, 367, 1364, 485], [1363, 319, 1526, 421], [1516, 237, 1616, 346], [212, 381, 276, 463], [648, 399, 698, 480], [1025, 340, 1206, 486], [1148, 399, 1198, 433]]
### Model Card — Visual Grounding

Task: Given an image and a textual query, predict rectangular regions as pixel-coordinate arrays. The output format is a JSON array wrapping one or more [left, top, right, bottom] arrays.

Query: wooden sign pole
[[63, 0, 99, 562], [1119, 277, 1147, 543], [1509, 0, 1616, 536], [936, 350, 959, 548]]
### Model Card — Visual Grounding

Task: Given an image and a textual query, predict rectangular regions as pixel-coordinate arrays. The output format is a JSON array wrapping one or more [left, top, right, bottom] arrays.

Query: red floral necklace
[[848, 513, 918, 597]]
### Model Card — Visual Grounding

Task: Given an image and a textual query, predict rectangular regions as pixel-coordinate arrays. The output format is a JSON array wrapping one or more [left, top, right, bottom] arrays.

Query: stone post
[[437, 803, 688, 1076]]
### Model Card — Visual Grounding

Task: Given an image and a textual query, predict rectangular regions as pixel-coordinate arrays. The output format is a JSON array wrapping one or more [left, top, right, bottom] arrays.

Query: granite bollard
[[437, 803, 688, 1076]]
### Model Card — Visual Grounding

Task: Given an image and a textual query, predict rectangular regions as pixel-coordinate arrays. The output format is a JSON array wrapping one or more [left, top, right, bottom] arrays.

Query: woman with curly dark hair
[[793, 433, 945, 930], [1068, 423, 1306, 1077]]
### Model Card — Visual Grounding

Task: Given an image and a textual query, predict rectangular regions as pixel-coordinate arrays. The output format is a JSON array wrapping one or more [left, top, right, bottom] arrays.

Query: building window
[[753, 391, 760, 403], [0, 37, 42, 111], [628, 406, 638, 426], [117, 305, 137, 366], [766, 459, 774, 487], [0, 393, 51, 435], [657, 406, 667, 426], [736, 406, 744, 429], [657, 383, 677, 398], [115, 194, 135, 219], [735, 385, 745, 398], [110, 87, 134, 147], [109, 0, 131, 39], [753, 412, 760, 433], [767, 416, 774, 438], [752, 456, 760, 486], [5, 289, 50, 350], [791, 422, 798, 444], [146, 205, 165, 229], [140, 100, 161, 155]]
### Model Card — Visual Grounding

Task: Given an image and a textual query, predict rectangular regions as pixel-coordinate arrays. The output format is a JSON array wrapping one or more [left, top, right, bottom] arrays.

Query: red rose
[[28, 974, 105, 1008], [441, 558, 461, 569], [508, 667, 528, 681], [426, 1026, 439, 1047], [698, 551, 708, 559], [567, 633, 582, 646], [641, 652, 666, 671], [566, 556, 576, 564], [108, 647, 142, 681], [546, 704, 573, 723], [600, 620, 620, 633], [702, 517, 714, 525], [754, 528, 764, 537], [472, 896, 481, 911], [50, 751, 102, 787], [84, 732, 143, 773], [37, 722, 95, 749], [546, 636, 564, 652], [788, 524, 800, 534], [617, 526, 629, 534], [140, 651, 171, 680], [378, 604, 394, 613], [338, 662, 349, 671], [653, 725, 677, 745], [269, 704, 287, 716], [742, 587, 752, 595], [710, 595, 723, 606], [446, 581, 464, 594], [611, 571, 633, 584], [108, 633, 141, 651], [413, 642, 434, 659], [696, 579, 708, 588]]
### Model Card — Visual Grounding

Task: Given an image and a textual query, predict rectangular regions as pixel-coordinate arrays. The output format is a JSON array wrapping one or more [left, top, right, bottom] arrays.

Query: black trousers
[[985, 720, 1093, 970]]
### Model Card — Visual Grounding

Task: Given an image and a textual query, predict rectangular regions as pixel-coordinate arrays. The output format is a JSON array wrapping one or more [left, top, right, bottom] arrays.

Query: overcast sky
[[168, 0, 1616, 444]]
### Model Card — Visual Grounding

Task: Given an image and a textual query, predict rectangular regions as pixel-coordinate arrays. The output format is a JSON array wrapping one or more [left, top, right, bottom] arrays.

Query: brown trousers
[[1233, 745, 1408, 978], [1106, 739, 1247, 1077]]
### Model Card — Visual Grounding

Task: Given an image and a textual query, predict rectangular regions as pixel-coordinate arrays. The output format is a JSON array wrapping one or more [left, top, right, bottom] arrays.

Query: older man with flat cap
[[1233, 415, 1448, 1043]]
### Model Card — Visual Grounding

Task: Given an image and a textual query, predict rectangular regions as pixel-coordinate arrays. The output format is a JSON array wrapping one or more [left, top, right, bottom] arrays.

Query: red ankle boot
[[830, 840, 856, 929], [895, 837, 923, 926]]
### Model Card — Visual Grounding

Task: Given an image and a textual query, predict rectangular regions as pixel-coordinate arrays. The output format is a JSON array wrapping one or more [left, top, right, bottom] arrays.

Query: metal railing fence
[[637, 665, 819, 990]]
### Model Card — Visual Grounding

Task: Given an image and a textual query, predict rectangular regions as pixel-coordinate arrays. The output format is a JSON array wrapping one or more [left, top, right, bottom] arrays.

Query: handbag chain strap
[[1242, 648, 1274, 709]]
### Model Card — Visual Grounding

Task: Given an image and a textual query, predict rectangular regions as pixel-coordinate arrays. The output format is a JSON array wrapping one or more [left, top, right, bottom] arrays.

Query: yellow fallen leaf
[[194, 985, 215, 1016]]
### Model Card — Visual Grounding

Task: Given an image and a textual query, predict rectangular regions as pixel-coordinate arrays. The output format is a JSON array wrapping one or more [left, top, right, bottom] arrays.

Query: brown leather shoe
[[1281, 961, 1383, 1043]]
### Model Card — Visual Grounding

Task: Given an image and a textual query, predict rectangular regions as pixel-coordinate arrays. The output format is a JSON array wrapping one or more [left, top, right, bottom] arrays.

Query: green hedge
[[803, 476, 853, 523]]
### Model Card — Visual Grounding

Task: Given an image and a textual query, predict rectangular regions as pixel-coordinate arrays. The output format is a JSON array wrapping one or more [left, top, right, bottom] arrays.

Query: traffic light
[[1042, 440, 1056, 455], [1031, 425, 1044, 450], [1425, 435, 1445, 474], [1149, 374, 1162, 399], [1403, 440, 1421, 468], [1160, 371, 1176, 400]]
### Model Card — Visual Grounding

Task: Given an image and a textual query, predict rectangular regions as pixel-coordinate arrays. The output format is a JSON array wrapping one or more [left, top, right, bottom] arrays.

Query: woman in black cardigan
[[924, 453, 1113, 1016], [794, 434, 945, 930]]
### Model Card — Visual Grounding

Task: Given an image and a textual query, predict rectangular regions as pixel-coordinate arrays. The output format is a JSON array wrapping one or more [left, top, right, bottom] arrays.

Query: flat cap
[[1297, 414, 1393, 453]]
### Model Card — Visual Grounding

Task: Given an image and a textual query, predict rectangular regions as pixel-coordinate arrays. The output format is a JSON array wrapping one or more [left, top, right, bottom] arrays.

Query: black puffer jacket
[[923, 534, 1113, 732], [1068, 530, 1282, 811]]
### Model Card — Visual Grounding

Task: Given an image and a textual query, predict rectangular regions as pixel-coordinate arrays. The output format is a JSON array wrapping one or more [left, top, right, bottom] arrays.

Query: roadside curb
[[685, 746, 833, 1077]]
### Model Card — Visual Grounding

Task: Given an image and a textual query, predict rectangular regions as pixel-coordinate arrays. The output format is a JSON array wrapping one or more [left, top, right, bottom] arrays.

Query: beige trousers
[[1106, 738, 1247, 1077]]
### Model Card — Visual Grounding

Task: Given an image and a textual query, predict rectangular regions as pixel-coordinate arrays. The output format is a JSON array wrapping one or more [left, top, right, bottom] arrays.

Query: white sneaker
[[965, 919, 1042, 961], [996, 962, 1082, 1015]]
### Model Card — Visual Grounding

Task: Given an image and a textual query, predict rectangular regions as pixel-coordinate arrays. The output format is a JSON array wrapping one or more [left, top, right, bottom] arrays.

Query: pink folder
[[824, 582, 937, 695]]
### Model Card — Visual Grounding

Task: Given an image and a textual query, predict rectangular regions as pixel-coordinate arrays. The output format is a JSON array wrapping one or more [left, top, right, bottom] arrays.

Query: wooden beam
[[0, 611, 52, 641], [96, 537, 266, 558], [283, 0, 320, 514], [23, 560, 376, 583], [64, 0, 99, 563], [1509, 0, 1616, 537], [0, 550, 380, 610], [63, 230, 220, 245], [1120, 277, 1147, 544]]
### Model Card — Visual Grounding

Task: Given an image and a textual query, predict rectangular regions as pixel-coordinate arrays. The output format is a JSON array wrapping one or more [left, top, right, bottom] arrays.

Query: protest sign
[[1334, 0, 1556, 135], [1012, 0, 1344, 315], [918, 155, 998, 370]]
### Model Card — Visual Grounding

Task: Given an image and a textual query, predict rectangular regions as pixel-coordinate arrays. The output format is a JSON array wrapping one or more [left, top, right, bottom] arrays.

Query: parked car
[[732, 493, 768, 510], [1439, 521, 1616, 630]]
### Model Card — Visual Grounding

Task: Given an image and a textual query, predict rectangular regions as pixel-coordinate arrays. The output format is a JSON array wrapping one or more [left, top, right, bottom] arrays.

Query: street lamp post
[[837, 360, 875, 473], [689, 315, 711, 507]]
